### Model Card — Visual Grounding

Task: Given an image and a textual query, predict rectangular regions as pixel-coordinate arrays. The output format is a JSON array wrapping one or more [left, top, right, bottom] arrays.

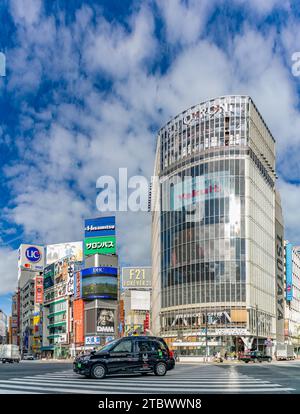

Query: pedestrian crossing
[[0, 365, 295, 394]]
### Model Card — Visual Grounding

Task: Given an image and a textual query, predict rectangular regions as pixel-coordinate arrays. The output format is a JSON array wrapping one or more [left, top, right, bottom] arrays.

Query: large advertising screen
[[18, 244, 44, 272], [171, 171, 230, 212], [122, 267, 152, 289], [82, 267, 118, 300], [96, 309, 115, 334], [85, 216, 116, 238], [46, 242, 83, 265], [84, 236, 116, 256]]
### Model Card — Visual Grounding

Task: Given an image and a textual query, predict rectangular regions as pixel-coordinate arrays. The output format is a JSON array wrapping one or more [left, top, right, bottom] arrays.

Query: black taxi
[[73, 336, 175, 379]]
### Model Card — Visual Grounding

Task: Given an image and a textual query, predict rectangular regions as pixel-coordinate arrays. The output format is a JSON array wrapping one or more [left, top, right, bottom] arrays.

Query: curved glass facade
[[161, 158, 246, 308], [152, 96, 277, 354]]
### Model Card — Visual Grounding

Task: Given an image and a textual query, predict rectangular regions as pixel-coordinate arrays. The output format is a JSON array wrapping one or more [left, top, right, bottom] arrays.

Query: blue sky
[[1, 0, 300, 316]]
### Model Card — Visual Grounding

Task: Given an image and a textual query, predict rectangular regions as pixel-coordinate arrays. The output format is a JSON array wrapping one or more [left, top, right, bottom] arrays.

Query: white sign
[[85, 336, 100, 346], [213, 328, 249, 336], [55, 334, 67, 344], [46, 242, 83, 265], [18, 244, 44, 273], [131, 290, 151, 311], [66, 262, 75, 296]]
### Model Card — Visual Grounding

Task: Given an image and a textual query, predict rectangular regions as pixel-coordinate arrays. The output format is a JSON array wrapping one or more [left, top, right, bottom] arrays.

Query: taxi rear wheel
[[154, 362, 167, 376]]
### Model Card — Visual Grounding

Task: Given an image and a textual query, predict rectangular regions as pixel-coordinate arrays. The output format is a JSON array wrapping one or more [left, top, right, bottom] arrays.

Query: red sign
[[35, 275, 44, 304], [144, 312, 150, 332], [73, 299, 84, 344]]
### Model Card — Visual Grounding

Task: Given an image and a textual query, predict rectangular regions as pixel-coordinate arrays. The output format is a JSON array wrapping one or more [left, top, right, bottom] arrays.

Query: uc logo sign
[[25, 247, 41, 263]]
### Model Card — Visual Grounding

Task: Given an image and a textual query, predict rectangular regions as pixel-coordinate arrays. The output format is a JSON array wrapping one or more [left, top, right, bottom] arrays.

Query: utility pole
[[205, 308, 208, 362]]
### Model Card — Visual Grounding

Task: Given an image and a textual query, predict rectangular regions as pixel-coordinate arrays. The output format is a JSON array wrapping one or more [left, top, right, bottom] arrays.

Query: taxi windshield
[[97, 339, 119, 353]]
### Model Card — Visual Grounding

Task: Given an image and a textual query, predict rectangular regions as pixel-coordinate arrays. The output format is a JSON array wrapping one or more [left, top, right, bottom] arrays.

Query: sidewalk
[[34, 359, 74, 363], [177, 356, 241, 364]]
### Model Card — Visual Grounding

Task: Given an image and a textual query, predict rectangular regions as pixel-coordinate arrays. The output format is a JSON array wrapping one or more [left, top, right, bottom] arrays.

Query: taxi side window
[[137, 341, 156, 352], [111, 341, 132, 353]]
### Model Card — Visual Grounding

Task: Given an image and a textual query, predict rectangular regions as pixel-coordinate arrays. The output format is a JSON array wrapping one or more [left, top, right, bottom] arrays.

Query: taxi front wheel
[[154, 362, 167, 376], [91, 363, 107, 379]]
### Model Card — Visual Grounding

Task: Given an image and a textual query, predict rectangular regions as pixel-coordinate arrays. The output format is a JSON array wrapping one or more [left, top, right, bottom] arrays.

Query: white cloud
[[10, 0, 42, 26], [156, 0, 214, 46], [233, 0, 290, 15], [277, 179, 300, 244], [0, 248, 18, 295], [3, 0, 300, 295]]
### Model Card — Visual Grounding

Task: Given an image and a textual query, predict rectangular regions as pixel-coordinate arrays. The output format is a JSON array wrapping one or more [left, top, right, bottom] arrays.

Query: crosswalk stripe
[[4, 379, 277, 388], [0, 379, 291, 392], [18, 377, 271, 384], [0, 368, 295, 394]]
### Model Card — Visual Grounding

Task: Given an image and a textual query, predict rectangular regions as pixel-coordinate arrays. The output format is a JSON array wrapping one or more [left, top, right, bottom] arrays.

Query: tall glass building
[[151, 96, 282, 355]]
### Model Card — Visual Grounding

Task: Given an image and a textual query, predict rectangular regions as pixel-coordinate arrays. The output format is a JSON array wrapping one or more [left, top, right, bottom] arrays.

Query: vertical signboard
[[35, 275, 44, 304], [275, 192, 285, 343], [73, 299, 84, 345], [74, 271, 82, 300], [286, 242, 293, 301]]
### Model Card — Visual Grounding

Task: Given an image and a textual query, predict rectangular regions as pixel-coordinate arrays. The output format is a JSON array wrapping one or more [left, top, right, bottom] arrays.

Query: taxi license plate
[[77, 363, 82, 368]]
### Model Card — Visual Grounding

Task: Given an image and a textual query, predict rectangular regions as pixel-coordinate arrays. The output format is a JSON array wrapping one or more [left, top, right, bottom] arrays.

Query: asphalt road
[[0, 361, 71, 381], [0, 360, 299, 393]]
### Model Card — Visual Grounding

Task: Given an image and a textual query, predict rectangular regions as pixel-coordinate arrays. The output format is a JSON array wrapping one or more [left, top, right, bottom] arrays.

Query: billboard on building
[[85, 216, 116, 238], [96, 309, 115, 334], [43, 263, 55, 289], [84, 236, 116, 256], [130, 290, 151, 311], [81, 267, 118, 300], [44, 283, 67, 305], [122, 267, 152, 289], [66, 262, 75, 296], [286, 242, 293, 301], [18, 244, 44, 272], [35, 275, 44, 304], [46, 242, 83, 265], [275, 192, 285, 343]]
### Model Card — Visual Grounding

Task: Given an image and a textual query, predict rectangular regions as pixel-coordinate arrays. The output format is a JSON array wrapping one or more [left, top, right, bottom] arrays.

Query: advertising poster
[[84, 236, 116, 256], [85, 216, 116, 238], [54, 257, 69, 284], [96, 309, 115, 334], [46, 242, 83, 265]]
